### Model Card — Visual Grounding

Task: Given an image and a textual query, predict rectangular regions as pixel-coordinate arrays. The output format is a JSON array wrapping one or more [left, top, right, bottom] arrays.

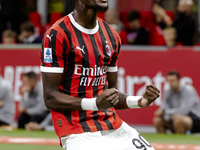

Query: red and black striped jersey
[[40, 13, 123, 138]]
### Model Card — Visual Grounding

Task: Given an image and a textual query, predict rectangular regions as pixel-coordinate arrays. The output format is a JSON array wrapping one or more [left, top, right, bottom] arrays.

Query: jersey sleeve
[[107, 35, 121, 73], [40, 29, 67, 73]]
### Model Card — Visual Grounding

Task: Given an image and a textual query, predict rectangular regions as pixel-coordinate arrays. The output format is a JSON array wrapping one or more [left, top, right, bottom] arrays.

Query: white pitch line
[[0, 137, 199, 149]]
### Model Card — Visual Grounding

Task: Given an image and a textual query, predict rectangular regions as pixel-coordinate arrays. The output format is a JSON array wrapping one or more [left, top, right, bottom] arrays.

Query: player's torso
[[50, 15, 122, 137]]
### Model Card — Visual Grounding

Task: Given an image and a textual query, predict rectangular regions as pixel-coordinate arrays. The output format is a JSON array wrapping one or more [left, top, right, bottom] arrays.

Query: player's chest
[[69, 34, 115, 66]]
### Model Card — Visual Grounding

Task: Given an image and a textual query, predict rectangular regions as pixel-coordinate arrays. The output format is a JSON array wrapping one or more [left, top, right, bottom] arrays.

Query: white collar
[[68, 13, 99, 35]]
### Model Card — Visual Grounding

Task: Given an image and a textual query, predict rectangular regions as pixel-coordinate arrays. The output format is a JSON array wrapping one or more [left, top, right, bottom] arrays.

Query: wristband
[[81, 98, 98, 111], [126, 96, 142, 108]]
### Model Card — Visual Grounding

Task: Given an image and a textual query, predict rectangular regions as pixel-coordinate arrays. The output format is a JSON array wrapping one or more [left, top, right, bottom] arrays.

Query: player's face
[[83, 0, 108, 12], [166, 75, 180, 92]]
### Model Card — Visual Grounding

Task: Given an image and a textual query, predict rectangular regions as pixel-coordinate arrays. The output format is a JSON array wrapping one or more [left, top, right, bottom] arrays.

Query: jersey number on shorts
[[132, 134, 152, 150]]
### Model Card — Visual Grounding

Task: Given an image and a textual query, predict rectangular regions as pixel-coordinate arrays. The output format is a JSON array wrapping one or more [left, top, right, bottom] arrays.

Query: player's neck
[[72, 8, 97, 29]]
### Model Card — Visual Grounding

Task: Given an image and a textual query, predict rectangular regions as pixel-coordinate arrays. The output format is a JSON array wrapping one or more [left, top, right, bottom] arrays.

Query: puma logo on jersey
[[76, 46, 85, 54], [47, 34, 53, 41]]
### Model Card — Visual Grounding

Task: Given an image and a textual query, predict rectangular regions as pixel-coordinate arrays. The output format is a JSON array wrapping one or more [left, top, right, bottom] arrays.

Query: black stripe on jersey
[[64, 111, 73, 125], [98, 25, 110, 66], [118, 41, 121, 55], [59, 21, 74, 95], [89, 35, 103, 131], [79, 111, 91, 132], [99, 25, 109, 91], [92, 111, 103, 130], [41, 33, 46, 66], [59, 22, 75, 124], [103, 110, 114, 130], [62, 39, 67, 65], [71, 23, 91, 132], [49, 29, 59, 67], [89, 35, 100, 97], [103, 84, 108, 90], [103, 21, 117, 53], [108, 109, 116, 119]]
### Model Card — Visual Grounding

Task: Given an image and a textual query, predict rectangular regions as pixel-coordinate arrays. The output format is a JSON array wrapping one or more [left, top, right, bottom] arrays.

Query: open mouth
[[101, 0, 107, 3]]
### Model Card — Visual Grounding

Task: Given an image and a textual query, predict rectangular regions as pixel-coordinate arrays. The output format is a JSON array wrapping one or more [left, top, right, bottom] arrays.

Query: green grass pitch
[[0, 130, 200, 150]]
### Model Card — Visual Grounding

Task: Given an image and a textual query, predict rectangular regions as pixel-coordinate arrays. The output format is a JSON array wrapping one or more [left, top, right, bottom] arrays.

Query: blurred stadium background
[[0, 0, 200, 150]]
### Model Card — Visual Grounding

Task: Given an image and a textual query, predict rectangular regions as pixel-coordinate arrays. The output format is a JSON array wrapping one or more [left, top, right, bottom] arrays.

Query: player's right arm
[[41, 29, 118, 111]]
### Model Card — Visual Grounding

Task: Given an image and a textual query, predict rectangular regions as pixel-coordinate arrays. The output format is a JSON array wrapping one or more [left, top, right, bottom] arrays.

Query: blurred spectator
[[153, 71, 200, 134], [25, 113, 53, 131], [105, 9, 124, 33], [120, 10, 149, 45], [2, 30, 17, 44], [163, 27, 182, 47], [0, 0, 20, 43], [153, 0, 196, 46], [18, 71, 48, 129], [0, 76, 15, 126], [19, 21, 42, 44]]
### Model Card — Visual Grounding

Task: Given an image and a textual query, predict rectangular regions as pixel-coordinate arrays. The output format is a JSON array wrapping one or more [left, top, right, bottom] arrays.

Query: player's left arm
[[107, 34, 160, 109], [107, 72, 160, 109]]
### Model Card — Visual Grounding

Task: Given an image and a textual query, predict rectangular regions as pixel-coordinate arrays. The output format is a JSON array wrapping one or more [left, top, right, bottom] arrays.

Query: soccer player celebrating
[[40, 0, 160, 150]]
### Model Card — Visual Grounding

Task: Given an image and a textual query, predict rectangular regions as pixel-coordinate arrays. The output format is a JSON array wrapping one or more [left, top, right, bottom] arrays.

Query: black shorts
[[188, 112, 200, 133]]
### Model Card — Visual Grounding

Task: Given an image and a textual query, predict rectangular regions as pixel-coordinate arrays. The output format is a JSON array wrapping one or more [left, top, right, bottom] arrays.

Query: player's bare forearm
[[114, 92, 129, 109], [45, 91, 82, 111], [42, 72, 83, 111], [114, 86, 160, 110], [107, 72, 160, 110], [107, 72, 129, 109]]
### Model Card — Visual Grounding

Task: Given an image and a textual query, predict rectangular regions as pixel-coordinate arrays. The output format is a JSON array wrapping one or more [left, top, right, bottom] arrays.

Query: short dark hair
[[23, 71, 38, 81], [64, 0, 75, 15], [127, 10, 141, 22], [20, 22, 35, 33], [167, 71, 180, 79]]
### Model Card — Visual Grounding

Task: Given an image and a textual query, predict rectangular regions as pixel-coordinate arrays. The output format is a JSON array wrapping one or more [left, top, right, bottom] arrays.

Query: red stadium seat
[[44, 12, 63, 33], [50, 12, 62, 25], [29, 12, 43, 37]]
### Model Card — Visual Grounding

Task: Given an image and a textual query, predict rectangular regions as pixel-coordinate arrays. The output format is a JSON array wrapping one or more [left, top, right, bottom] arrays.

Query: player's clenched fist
[[96, 88, 119, 110], [139, 85, 160, 108]]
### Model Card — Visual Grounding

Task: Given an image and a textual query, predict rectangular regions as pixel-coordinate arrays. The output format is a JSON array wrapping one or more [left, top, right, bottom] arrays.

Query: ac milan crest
[[105, 41, 112, 56]]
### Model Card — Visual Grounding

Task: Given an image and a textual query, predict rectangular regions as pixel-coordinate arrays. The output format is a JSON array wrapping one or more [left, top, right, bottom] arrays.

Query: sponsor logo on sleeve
[[44, 48, 53, 63]]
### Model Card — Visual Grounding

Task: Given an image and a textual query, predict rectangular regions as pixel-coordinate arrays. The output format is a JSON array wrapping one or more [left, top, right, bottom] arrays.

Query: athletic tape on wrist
[[81, 98, 99, 111], [126, 96, 142, 108]]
